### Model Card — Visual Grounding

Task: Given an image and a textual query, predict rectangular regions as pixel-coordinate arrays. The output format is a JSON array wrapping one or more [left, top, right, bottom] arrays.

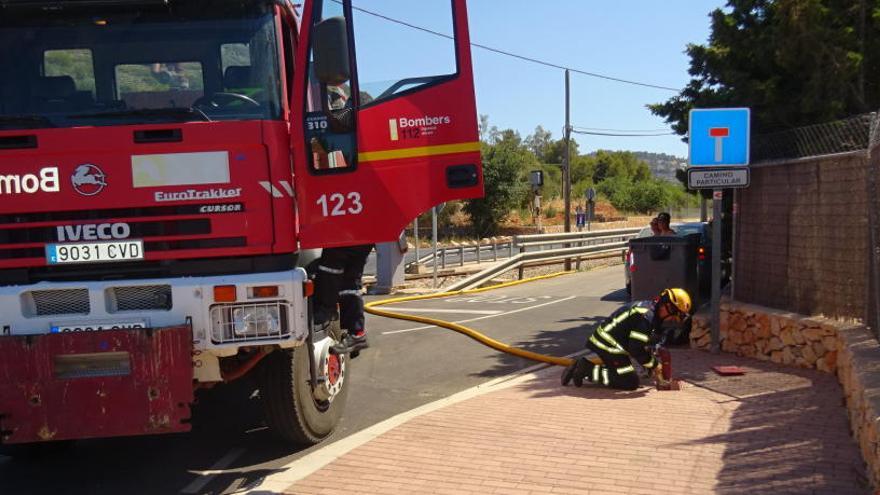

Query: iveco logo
[[57, 223, 131, 242], [71, 164, 107, 196]]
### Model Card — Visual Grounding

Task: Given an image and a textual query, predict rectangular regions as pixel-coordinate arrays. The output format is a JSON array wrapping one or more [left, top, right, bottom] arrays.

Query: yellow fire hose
[[364, 271, 672, 388], [364, 272, 580, 368]]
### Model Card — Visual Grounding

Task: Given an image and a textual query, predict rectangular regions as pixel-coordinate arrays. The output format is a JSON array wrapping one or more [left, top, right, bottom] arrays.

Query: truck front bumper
[[0, 325, 193, 444]]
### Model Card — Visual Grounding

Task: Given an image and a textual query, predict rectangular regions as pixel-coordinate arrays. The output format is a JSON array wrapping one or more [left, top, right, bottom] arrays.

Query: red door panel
[[293, 0, 482, 249]]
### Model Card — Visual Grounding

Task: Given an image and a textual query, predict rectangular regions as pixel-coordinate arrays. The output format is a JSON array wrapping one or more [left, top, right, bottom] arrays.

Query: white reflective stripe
[[596, 329, 626, 353], [596, 307, 642, 349], [592, 366, 600, 383], [318, 265, 344, 275], [278, 180, 294, 197], [633, 306, 649, 314], [601, 369, 610, 386], [644, 357, 657, 369], [629, 331, 649, 343], [589, 335, 627, 354], [338, 289, 362, 297], [617, 365, 635, 374], [259, 181, 284, 198], [597, 328, 620, 346]]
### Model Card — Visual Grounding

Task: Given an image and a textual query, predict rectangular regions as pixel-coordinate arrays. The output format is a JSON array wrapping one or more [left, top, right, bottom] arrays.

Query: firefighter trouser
[[314, 244, 373, 332], [579, 346, 640, 391]]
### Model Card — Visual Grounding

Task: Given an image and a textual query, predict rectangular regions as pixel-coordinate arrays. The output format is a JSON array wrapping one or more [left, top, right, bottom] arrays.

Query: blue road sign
[[689, 108, 750, 166]]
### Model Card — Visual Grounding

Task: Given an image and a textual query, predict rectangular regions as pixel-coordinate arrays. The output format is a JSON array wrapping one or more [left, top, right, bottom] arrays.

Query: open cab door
[[293, 0, 482, 249]]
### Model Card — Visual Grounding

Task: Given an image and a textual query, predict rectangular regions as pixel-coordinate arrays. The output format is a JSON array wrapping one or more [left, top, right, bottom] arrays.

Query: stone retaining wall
[[691, 299, 880, 487], [690, 301, 839, 372]]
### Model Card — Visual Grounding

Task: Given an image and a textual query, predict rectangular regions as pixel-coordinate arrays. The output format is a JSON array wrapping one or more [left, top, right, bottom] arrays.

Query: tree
[[543, 137, 580, 165], [651, 0, 880, 136], [465, 134, 532, 236], [524, 125, 553, 161], [590, 150, 652, 184]]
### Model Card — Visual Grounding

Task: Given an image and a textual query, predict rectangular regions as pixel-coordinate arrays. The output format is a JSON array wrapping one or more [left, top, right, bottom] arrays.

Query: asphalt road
[[0, 265, 628, 495]]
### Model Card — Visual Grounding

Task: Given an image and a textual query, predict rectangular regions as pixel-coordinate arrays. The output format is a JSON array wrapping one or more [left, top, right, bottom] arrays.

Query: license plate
[[46, 240, 144, 265], [50, 321, 147, 333]]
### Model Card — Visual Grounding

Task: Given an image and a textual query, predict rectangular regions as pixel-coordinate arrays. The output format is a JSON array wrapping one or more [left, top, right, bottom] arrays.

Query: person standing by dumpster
[[561, 288, 692, 390], [655, 212, 676, 235]]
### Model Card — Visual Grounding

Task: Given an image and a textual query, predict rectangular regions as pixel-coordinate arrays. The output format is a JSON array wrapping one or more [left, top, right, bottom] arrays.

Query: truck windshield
[[0, 3, 282, 130]]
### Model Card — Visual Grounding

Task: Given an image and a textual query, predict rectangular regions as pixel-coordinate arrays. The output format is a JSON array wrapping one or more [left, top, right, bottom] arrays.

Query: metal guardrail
[[444, 228, 641, 291], [511, 227, 641, 278], [407, 238, 515, 270], [408, 228, 641, 271]]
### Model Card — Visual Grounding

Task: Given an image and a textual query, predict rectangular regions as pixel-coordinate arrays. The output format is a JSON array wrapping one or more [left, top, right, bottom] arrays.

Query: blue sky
[[352, 0, 728, 159]]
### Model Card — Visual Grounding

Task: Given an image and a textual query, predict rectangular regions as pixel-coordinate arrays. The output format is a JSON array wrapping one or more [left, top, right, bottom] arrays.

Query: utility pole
[[563, 69, 572, 270]]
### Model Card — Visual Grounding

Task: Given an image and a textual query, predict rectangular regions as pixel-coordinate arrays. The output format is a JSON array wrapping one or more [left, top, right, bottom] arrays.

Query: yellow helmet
[[660, 288, 692, 315]]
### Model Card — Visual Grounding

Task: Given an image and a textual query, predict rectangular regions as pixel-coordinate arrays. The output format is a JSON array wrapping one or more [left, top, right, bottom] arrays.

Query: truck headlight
[[210, 302, 291, 343], [232, 306, 281, 336]]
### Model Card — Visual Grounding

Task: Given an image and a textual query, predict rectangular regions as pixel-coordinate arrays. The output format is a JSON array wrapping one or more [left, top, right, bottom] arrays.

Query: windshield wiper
[[0, 115, 55, 129], [69, 107, 212, 122]]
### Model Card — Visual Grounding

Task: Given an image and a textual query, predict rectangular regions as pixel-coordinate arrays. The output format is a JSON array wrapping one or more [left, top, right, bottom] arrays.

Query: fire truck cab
[[0, 0, 482, 448]]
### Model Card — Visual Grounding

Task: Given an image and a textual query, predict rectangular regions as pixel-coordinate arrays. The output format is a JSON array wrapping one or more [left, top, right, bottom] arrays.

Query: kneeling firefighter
[[562, 288, 692, 390]]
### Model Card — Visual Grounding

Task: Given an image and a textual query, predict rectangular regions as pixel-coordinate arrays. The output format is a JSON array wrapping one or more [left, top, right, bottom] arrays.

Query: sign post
[[688, 108, 751, 354], [585, 187, 596, 231]]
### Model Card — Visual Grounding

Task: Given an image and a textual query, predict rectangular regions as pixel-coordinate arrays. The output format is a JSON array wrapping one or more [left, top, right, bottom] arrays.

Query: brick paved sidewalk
[[279, 349, 869, 495]]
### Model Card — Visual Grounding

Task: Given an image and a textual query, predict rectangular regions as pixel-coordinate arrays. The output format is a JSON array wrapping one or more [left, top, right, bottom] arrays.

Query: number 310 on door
[[316, 192, 363, 217]]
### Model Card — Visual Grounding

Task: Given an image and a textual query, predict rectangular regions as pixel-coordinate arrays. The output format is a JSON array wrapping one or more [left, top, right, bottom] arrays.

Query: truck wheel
[[260, 344, 348, 446]]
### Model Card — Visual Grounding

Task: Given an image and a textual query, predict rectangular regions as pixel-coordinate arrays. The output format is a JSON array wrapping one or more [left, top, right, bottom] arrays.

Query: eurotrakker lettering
[[0, 167, 60, 195], [155, 188, 242, 203]]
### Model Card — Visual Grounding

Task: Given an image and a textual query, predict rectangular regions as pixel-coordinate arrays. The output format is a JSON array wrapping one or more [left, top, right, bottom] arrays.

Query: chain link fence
[[868, 115, 880, 338], [734, 110, 880, 335], [752, 112, 876, 162]]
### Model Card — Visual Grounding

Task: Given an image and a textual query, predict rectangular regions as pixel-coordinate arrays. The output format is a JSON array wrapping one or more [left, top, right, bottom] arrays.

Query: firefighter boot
[[561, 357, 592, 387]]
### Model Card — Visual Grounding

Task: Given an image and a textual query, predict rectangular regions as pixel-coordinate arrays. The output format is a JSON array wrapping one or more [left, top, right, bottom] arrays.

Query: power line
[[572, 126, 672, 133], [345, 3, 681, 93], [570, 129, 675, 137]]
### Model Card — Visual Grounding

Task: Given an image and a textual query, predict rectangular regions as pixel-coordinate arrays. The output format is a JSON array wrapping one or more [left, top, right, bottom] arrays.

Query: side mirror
[[313, 17, 350, 85]]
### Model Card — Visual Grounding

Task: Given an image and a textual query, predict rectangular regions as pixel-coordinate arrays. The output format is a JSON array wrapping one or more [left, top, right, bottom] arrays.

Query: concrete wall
[[734, 152, 870, 321]]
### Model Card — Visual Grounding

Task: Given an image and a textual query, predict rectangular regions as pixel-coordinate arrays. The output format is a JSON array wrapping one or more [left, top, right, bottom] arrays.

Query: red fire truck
[[0, 0, 482, 449]]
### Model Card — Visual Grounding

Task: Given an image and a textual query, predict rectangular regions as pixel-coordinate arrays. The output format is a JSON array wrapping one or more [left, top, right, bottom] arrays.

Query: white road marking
[[382, 307, 503, 315], [381, 295, 577, 335], [243, 349, 590, 493], [180, 448, 246, 494]]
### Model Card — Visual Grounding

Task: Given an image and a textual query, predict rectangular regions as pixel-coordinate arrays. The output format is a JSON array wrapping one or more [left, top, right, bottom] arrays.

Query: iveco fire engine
[[0, 0, 482, 449]]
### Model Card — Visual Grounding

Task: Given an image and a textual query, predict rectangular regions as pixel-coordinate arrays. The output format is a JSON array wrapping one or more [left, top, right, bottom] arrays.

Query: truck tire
[[260, 344, 348, 446]]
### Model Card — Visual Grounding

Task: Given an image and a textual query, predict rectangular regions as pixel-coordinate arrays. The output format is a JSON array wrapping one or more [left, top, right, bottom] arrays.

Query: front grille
[[23, 288, 90, 317], [0, 203, 244, 225], [0, 219, 211, 245], [0, 237, 246, 261], [109, 285, 172, 312]]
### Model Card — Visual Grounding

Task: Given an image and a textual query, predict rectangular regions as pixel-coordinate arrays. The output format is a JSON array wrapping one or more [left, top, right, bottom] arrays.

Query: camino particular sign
[[687, 167, 750, 190]]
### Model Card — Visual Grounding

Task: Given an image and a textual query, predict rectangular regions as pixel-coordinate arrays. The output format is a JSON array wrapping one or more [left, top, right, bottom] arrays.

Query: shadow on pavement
[[535, 381, 652, 400], [468, 315, 604, 379], [669, 349, 870, 494], [600, 287, 630, 302], [0, 376, 312, 495]]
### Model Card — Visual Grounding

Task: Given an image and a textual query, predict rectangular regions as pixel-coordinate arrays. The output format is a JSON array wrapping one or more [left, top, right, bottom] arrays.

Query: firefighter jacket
[[587, 300, 659, 370]]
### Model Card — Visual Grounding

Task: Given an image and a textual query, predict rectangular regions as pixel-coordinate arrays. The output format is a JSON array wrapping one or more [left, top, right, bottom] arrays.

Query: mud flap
[[0, 325, 193, 445]]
